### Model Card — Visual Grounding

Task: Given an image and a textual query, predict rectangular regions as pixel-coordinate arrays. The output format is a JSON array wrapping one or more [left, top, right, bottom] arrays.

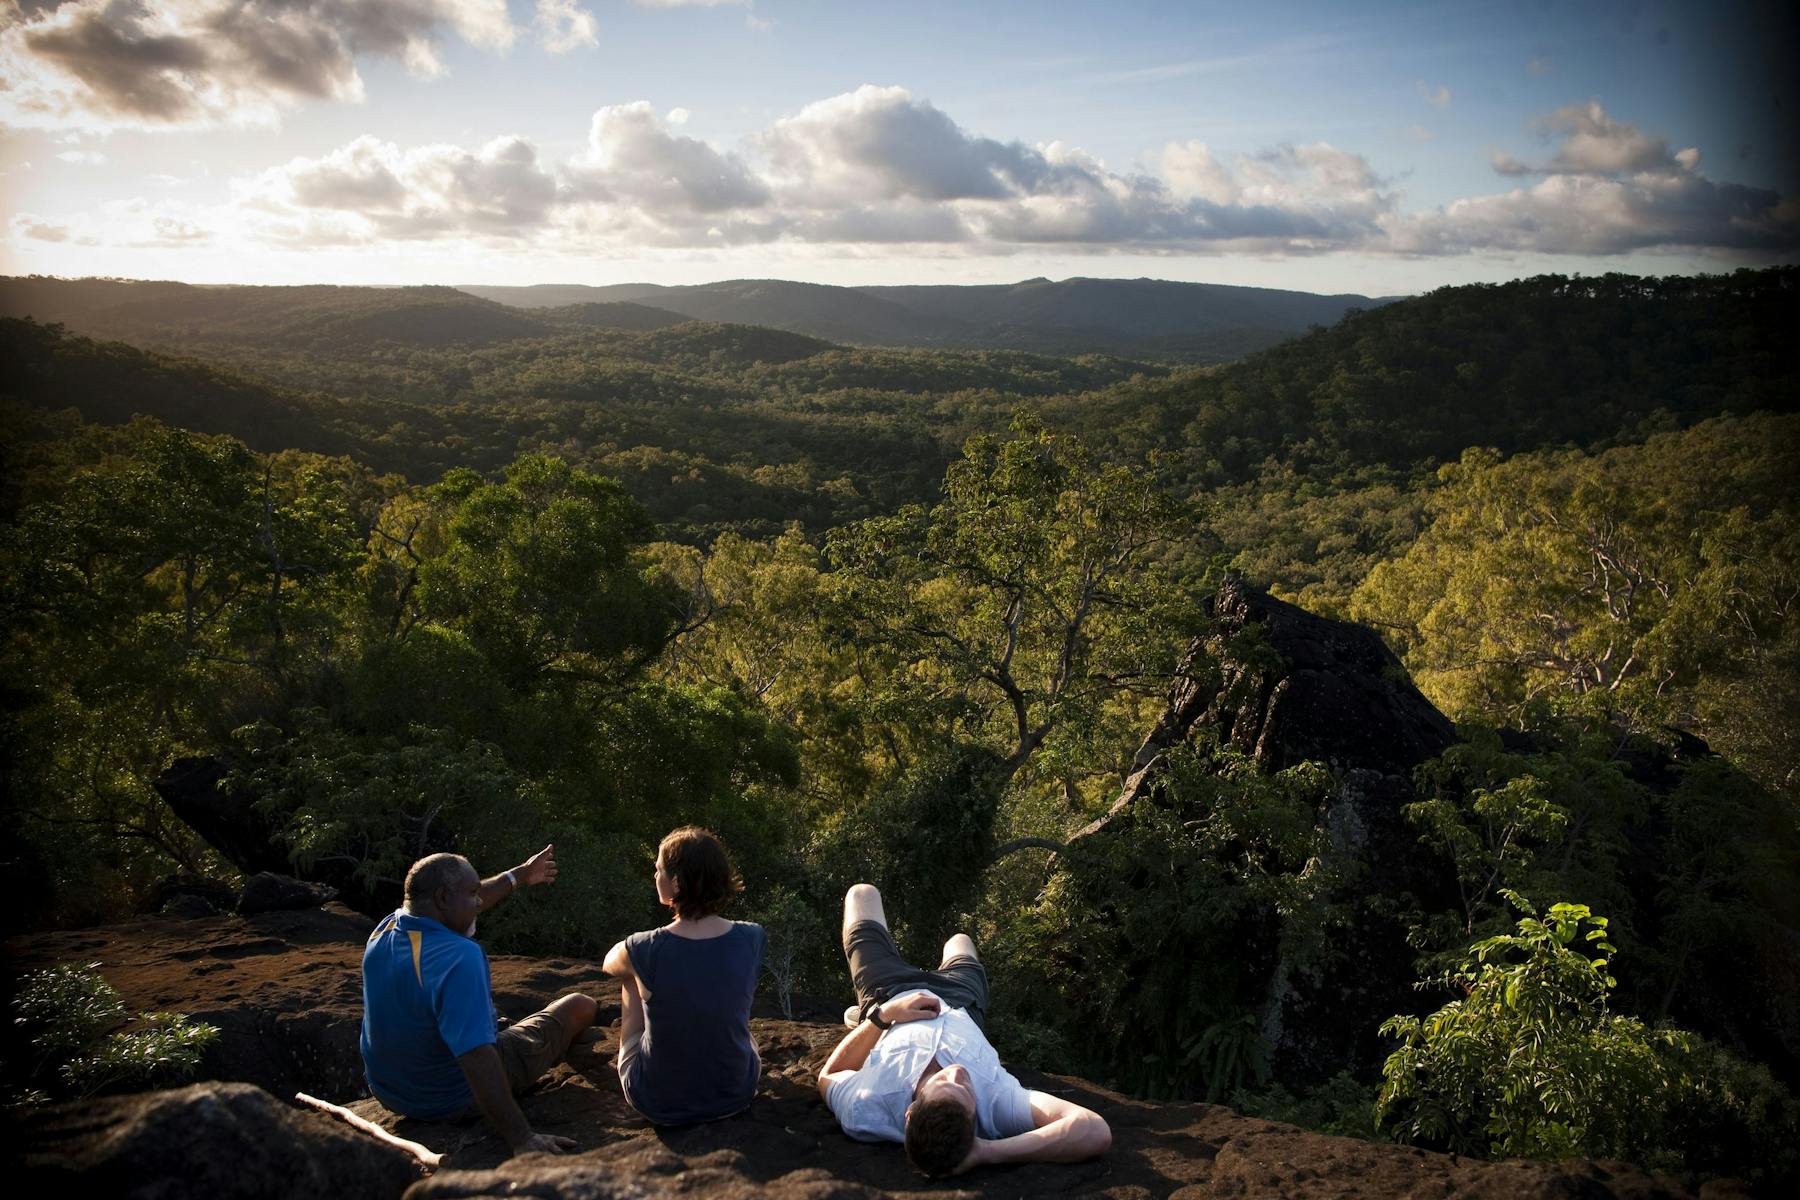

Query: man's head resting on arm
[[905, 1063, 980, 1178], [905, 1097, 975, 1177]]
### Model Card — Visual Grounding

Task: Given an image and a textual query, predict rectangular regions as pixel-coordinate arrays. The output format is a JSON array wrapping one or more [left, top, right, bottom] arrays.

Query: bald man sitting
[[360, 847, 596, 1156]]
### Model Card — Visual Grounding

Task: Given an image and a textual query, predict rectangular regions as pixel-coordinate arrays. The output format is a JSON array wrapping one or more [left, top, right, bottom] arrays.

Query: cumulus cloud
[[0, 0, 517, 132], [1395, 102, 1793, 255], [535, 0, 598, 53], [759, 85, 1049, 204], [1541, 101, 1685, 174], [24, 87, 1794, 263], [247, 133, 561, 239], [12, 197, 215, 247], [571, 101, 769, 214], [1389, 171, 1796, 255], [55, 148, 108, 164]]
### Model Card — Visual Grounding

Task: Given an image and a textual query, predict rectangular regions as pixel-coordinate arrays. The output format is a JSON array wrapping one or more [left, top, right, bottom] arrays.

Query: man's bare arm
[[955, 1090, 1112, 1173], [816, 993, 941, 1101], [456, 1043, 573, 1157], [478, 844, 558, 914]]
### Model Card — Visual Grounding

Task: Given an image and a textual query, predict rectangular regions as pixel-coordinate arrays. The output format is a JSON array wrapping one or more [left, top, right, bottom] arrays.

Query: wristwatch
[[863, 998, 891, 1029]]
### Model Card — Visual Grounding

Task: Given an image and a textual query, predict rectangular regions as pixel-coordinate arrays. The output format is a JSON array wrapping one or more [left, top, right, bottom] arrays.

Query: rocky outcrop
[[1065, 580, 1462, 1083], [153, 756, 440, 917], [239, 872, 339, 915], [3, 909, 1705, 1200], [1077, 578, 1455, 842], [16, 1080, 425, 1199]]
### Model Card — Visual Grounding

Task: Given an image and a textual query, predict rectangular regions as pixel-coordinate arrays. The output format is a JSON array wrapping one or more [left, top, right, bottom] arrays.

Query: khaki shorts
[[495, 1006, 577, 1093]]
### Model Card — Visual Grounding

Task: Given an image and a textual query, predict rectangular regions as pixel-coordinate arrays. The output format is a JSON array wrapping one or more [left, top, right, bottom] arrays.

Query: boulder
[[239, 872, 339, 915], [16, 1080, 425, 1200], [154, 756, 417, 917]]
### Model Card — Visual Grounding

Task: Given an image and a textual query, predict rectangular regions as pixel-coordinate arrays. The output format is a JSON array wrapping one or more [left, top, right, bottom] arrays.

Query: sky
[[1, 0, 1795, 295]]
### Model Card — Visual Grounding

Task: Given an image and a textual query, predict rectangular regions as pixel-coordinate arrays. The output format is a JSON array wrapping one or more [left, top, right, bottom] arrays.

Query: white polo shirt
[[824, 988, 1036, 1143]]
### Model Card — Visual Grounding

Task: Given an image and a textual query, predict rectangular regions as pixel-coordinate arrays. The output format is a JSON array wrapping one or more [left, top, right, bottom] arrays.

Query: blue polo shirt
[[360, 909, 497, 1118]]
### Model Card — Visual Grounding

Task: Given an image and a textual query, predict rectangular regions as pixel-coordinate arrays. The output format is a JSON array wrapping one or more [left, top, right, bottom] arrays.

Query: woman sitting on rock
[[602, 826, 766, 1124]]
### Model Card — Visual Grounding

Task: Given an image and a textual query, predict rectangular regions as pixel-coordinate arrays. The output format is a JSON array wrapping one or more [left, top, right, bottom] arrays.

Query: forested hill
[[0, 277, 692, 352], [3, 269, 1795, 548], [460, 275, 1388, 361], [1062, 268, 1800, 489]]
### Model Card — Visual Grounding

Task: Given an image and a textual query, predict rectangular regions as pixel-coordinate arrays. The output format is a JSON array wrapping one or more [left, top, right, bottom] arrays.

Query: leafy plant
[[11, 962, 219, 1101], [1378, 896, 1682, 1159]]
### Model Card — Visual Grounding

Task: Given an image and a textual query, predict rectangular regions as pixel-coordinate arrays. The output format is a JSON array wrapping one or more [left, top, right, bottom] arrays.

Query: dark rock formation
[[16, 1080, 425, 1199], [144, 871, 239, 917], [239, 872, 340, 915], [3, 910, 1706, 1200], [1077, 578, 1455, 843], [154, 756, 411, 917], [1063, 579, 1463, 1084]]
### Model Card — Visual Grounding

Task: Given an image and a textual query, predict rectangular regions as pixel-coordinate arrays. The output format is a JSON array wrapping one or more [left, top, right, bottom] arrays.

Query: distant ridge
[[461, 276, 1394, 362]]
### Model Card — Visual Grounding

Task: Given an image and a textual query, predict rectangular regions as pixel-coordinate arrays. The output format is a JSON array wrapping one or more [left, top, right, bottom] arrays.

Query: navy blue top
[[621, 921, 765, 1124]]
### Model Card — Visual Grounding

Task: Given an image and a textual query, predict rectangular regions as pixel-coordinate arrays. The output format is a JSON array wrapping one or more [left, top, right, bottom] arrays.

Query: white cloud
[[21, 89, 1794, 264], [1388, 170, 1797, 256], [55, 149, 108, 164], [570, 101, 769, 214], [1416, 80, 1451, 110], [0, 0, 517, 132], [535, 1, 598, 54], [12, 197, 215, 247], [1394, 104, 1792, 256], [1541, 101, 1680, 174], [666, 106, 690, 126], [1489, 149, 1533, 176], [247, 133, 561, 239]]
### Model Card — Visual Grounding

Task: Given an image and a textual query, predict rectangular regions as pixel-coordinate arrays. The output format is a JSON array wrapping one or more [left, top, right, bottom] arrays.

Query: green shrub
[[1377, 895, 1797, 1187], [1378, 897, 1680, 1159], [11, 963, 219, 1101]]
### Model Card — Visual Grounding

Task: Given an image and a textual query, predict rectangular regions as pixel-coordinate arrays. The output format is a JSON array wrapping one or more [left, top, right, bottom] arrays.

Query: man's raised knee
[[843, 883, 886, 932], [940, 933, 978, 965]]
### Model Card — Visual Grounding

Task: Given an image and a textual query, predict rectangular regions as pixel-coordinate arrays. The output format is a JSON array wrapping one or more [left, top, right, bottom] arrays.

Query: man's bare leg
[[939, 933, 978, 967], [842, 884, 887, 1027], [842, 882, 887, 942], [545, 992, 598, 1046]]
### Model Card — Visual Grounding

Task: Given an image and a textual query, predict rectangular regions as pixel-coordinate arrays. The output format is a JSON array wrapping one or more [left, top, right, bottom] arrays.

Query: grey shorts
[[495, 1006, 576, 1093], [843, 919, 990, 1032]]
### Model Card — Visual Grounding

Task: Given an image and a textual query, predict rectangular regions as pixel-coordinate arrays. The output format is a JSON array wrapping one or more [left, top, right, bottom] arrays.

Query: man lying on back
[[816, 882, 1112, 1177]]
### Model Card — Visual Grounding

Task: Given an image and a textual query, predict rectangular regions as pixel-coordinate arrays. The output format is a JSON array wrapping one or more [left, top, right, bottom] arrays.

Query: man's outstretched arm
[[456, 1043, 573, 1157], [478, 844, 558, 914], [955, 1091, 1112, 1173]]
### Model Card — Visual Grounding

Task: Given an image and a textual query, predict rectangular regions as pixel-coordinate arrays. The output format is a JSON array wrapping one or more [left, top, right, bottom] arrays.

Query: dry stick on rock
[[294, 1092, 443, 1170]]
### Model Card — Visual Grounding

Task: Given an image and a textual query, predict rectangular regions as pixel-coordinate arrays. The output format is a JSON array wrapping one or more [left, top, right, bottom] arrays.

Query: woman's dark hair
[[905, 1097, 975, 1177], [658, 826, 742, 920]]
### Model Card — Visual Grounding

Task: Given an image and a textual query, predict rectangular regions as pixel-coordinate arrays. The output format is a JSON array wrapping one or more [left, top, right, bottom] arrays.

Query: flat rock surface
[[5, 908, 1701, 1199]]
